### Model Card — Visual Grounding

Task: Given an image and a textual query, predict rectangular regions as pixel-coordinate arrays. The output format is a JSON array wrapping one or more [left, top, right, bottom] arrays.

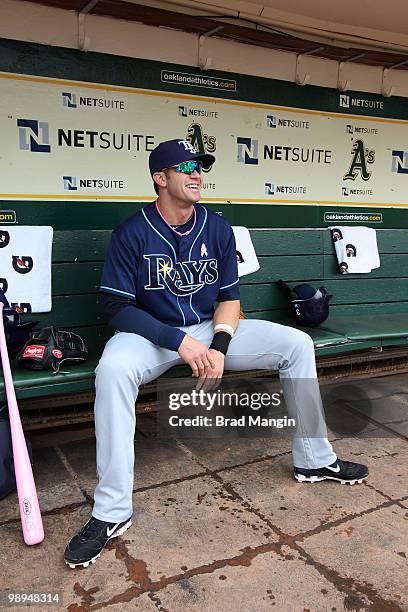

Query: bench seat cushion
[[277, 320, 348, 348], [0, 358, 100, 400], [323, 313, 408, 341]]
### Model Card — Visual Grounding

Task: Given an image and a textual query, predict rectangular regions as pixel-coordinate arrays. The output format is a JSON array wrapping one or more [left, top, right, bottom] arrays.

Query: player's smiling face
[[164, 164, 203, 204]]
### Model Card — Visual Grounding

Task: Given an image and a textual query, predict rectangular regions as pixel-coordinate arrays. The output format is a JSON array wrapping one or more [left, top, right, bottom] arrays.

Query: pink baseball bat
[[0, 303, 44, 545]]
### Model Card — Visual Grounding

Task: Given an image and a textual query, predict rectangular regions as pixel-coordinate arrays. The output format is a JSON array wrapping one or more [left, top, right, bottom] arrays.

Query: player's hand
[[178, 335, 215, 378], [196, 348, 225, 392]]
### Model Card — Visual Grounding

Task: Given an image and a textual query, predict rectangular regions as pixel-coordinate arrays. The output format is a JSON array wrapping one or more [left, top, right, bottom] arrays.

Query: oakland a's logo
[[144, 254, 218, 295], [187, 123, 216, 173], [344, 139, 375, 181]]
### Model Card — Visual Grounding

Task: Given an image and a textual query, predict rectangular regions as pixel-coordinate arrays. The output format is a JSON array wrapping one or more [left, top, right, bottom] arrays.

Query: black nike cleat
[[64, 516, 132, 569], [294, 458, 368, 485]]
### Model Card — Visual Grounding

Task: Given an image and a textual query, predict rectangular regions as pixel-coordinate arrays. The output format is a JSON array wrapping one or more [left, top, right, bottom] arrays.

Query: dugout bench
[[2, 226, 408, 430]]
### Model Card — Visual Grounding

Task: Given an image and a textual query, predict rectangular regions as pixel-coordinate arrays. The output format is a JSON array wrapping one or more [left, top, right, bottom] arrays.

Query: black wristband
[[209, 331, 232, 355]]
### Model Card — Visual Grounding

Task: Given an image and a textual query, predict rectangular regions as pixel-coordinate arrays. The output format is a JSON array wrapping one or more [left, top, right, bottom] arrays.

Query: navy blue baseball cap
[[149, 139, 215, 174]]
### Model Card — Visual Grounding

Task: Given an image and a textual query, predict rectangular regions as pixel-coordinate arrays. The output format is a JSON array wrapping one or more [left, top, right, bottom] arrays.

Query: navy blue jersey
[[100, 202, 240, 327]]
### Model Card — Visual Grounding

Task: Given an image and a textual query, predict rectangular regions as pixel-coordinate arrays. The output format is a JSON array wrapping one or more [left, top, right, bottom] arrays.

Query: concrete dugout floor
[[0, 374, 407, 612]]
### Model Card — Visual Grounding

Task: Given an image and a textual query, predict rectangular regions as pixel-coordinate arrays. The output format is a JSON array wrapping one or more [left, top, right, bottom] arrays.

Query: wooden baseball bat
[[0, 303, 44, 545]]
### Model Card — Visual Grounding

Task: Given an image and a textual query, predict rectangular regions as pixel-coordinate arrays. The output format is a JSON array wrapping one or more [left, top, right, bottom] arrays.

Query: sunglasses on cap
[[169, 160, 203, 175]]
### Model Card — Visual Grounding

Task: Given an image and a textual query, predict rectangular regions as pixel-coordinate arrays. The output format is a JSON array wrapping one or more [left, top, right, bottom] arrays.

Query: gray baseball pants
[[92, 318, 336, 522]]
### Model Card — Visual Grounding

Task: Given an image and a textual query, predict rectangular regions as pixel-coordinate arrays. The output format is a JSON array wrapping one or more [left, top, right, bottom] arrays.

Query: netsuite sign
[[17, 118, 155, 152], [237, 137, 332, 165], [339, 94, 384, 111], [266, 115, 310, 129], [17, 119, 51, 153], [62, 92, 125, 110], [265, 183, 307, 195], [63, 176, 125, 190]]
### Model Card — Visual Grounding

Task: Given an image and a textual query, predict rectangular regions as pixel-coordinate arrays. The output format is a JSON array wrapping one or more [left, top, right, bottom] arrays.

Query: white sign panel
[[1, 72, 408, 206]]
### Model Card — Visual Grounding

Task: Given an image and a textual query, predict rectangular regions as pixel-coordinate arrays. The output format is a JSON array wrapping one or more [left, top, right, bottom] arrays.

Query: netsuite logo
[[62, 92, 77, 108], [179, 105, 218, 119], [17, 119, 51, 153], [265, 182, 306, 195], [266, 115, 309, 129], [339, 94, 384, 110], [18, 119, 154, 152], [237, 137, 258, 165], [342, 186, 373, 196], [340, 95, 350, 108], [391, 150, 408, 174], [237, 138, 331, 165], [346, 124, 378, 135], [17, 117, 157, 154], [62, 91, 125, 110], [63, 176, 125, 190], [63, 176, 77, 190]]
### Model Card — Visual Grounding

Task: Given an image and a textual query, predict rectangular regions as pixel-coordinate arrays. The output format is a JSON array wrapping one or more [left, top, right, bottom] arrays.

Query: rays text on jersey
[[144, 254, 218, 296]]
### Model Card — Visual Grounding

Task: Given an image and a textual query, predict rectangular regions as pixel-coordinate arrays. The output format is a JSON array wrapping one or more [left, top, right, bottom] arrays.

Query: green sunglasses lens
[[175, 161, 202, 174]]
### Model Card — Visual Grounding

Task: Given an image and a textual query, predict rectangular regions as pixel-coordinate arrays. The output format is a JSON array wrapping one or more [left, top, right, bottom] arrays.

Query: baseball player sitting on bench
[[64, 139, 368, 569]]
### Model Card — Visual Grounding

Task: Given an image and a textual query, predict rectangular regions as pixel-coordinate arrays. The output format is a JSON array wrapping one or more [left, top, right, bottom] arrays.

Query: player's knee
[[277, 325, 314, 359], [96, 352, 147, 387], [291, 328, 315, 357], [96, 355, 132, 382]]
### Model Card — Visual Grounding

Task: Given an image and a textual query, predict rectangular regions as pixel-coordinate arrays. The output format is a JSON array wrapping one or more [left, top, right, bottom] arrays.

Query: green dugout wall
[[1, 37, 408, 230]]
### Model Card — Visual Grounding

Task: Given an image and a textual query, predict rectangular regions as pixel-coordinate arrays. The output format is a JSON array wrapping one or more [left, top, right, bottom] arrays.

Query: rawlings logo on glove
[[18, 326, 88, 372], [22, 345, 46, 359]]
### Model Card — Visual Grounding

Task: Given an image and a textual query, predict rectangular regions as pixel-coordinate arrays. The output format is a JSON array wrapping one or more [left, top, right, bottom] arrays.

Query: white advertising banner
[[1, 71, 408, 206]]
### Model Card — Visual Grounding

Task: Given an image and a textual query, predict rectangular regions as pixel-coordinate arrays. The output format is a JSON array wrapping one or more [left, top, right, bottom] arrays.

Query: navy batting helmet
[[277, 281, 332, 327]]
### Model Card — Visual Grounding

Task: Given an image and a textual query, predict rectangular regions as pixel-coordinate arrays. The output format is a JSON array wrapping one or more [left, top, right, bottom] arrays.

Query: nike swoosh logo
[[106, 524, 119, 537], [326, 464, 341, 473]]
